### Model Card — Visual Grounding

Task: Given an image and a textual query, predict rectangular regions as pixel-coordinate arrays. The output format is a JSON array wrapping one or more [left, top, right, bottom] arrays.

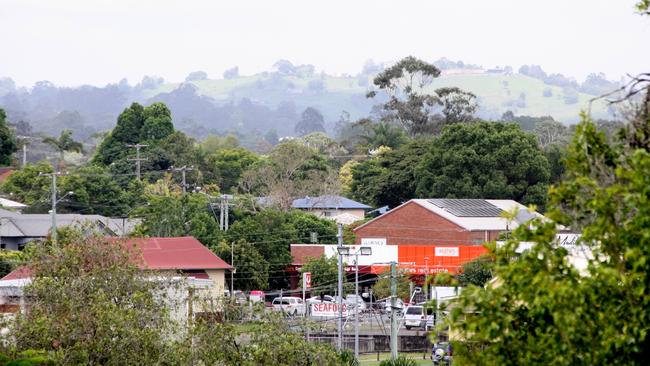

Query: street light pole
[[336, 223, 344, 351], [354, 254, 360, 358], [390, 261, 398, 360]]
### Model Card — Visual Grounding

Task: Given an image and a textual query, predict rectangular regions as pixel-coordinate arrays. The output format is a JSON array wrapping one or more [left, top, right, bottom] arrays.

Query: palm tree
[[42, 129, 84, 168], [361, 122, 408, 149]]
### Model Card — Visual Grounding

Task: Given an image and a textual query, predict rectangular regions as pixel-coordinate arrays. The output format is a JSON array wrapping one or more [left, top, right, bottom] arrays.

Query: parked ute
[[271, 296, 305, 316], [403, 305, 435, 330]]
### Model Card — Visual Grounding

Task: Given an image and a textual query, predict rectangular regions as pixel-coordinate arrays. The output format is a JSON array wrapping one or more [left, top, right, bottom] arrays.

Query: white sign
[[435, 247, 459, 257], [361, 237, 387, 246], [311, 302, 349, 317]]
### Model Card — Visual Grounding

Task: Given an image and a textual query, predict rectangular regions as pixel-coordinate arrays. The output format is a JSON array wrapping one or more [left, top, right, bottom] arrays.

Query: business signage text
[[311, 303, 349, 317]]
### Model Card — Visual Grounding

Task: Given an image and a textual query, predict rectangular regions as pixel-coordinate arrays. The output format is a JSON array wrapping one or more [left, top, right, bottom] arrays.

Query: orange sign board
[[397, 245, 488, 274]]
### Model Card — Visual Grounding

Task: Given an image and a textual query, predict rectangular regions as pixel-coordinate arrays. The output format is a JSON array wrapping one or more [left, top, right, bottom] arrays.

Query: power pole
[[170, 165, 194, 193], [390, 261, 398, 360], [337, 223, 344, 351], [126, 144, 148, 180], [22, 143, 28, 168], [39, 171, 66, 246], [219, 194, 234, 296]]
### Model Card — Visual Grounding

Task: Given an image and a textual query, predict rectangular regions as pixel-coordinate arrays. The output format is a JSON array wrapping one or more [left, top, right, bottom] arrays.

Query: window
[[322, 211, 333, 217], [406, 306, 422, 315]]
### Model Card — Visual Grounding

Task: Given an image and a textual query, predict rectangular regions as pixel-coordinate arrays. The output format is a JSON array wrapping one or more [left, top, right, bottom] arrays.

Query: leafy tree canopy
[[0, 108, 17, 166], [300, 255, 341, 296], [295, 107, 326, 136], [93, 102, 175, 166], [448, 92, 650, 364], [415, 122, 551, 209]]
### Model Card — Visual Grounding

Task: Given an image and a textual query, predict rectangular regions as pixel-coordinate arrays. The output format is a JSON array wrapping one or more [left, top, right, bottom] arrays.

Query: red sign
[[311, 302, 348, 317], [303, 272, 312, 289]]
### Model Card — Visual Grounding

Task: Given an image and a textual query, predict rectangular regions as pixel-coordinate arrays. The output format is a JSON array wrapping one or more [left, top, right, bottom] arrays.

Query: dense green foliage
[[224, 209, 337, 288], [9, 233, 181, 365], [456, 255, 494, 287], [93, 102, 174, 166], [416, 122, 550, 208], [378, 355, 418, 366], [2, 230, 347, 365], [448, 92, 650, 364], [351, 122, 551, 209], [300, 255, 341, 296], [0, 108, 17, 166]]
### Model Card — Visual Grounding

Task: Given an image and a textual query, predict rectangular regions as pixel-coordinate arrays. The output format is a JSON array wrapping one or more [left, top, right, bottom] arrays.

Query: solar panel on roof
[[428, 199, 503, 217]]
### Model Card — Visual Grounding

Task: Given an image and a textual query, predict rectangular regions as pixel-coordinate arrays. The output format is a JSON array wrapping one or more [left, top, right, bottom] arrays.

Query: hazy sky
[[1, 0, 648, 87]]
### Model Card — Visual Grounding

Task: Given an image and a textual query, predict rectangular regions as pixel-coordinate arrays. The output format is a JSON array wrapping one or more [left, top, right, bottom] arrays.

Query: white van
[[271, 296, 305, 316], [403, 305, 435, 330]]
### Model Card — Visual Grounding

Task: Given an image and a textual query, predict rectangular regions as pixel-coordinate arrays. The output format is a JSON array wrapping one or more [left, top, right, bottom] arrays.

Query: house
[[0, 236, 232, 315], [0, 197, 27, 211], [0, 208, 139, 250], [291, 195, 372, 222]]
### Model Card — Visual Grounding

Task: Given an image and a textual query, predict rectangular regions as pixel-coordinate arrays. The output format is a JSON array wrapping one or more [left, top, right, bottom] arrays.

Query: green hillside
[[143, 72, 611, 124]]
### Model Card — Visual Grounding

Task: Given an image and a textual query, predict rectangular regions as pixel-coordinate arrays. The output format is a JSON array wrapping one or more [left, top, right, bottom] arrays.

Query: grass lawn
[[358, 352, 431, 365]]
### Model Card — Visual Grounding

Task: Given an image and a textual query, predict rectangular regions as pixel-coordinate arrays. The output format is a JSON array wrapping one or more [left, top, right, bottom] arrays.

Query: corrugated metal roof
[[291, 195, 372, 210], [0, 210, 138, 238], [1, 237, 232, 281], [354, 198, 543, 232], [125, 237, 232, 270]]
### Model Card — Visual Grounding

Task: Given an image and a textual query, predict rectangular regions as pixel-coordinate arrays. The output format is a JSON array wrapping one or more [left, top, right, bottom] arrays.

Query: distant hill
[[0, 60, 616, 142], [142, 71, 612, 125]]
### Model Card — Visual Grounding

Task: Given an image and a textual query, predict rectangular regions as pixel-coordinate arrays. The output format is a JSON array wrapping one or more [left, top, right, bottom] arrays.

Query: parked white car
[[307, 296, 333, 304], [403, 305, 435, 330], [346, 294, 367, 311], [271, 296, 305, 316]]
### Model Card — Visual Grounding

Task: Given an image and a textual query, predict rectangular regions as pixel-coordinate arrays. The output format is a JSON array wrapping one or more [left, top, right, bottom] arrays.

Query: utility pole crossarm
[[169, 165, 195, 193], [126, 144, 148, 180]]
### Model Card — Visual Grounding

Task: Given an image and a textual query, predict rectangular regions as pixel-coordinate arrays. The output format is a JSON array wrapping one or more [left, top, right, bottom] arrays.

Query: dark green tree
[[93, 102, 146, 166], [12, 232, 182, 364], [300, 255, 341, 296], [225, 209, 336, 288], [295, 107, 326, 136], [361, 122, 408, 149], [350, 140, 430, 208], [456, 255, 494, 287], [415, 122, 551, 209], [214, 239, 269, 291], [58, 165, 128, 216], [449, 91, 650, 364], [0, 161, 53, 211], [0, 108, 17, 166], [204, 148, 259, 192]]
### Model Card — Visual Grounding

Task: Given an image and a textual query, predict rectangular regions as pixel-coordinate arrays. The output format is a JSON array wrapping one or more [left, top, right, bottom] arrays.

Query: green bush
[[378, 356, 418, 366]]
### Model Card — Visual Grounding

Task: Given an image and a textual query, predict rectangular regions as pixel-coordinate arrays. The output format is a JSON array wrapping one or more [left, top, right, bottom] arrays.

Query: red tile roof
[[128, 237, 232, 270], [1, 236, 231, 280], [2, 266, 31, 280], [0, 167, 15, 183], [291, 245, 325, 265]]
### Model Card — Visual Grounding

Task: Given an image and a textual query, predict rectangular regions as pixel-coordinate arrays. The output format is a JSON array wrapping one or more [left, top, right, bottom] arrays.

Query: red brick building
[[353, 198, 546, 273]]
